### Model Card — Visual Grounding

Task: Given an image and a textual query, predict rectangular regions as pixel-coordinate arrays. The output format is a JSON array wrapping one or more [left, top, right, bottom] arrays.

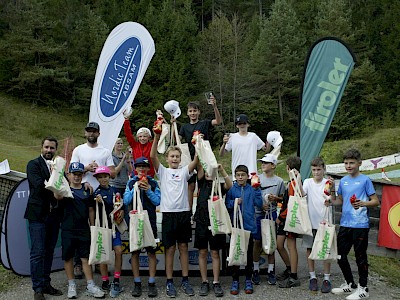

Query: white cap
[[164, 100, 181, 118], [258, 153, 278, 165], [266, 131, 283, 148], [137, 127, 152, 137]]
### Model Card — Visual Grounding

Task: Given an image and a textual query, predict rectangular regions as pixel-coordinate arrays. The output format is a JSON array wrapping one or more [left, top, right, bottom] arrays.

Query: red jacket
[[123, 119, 155, 177]]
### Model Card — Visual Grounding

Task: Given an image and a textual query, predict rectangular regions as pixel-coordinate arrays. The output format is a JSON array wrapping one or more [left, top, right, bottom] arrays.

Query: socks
[[324, 273, 330, 281], [87, 279, 95, 288], [166, 278, 173, 284], [68, 279, 75, 286], [253, 261, 260, 272], [268, 264, 274, 273], [148, 277, 155, 284], [102, 276, 109, 282], [182, 276, 189, 283], [290, 272, 298, 280], [134, 277, 141, 283], [309, 271, 316, 279]]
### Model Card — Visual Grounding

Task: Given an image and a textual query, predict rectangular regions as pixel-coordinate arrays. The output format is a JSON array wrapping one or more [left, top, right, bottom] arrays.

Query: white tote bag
[[45, 156, 73, 198], [171, 122, 191, 167], [193, 134, 218, 180], [308, 208, 340, 261], [129, 183, 157, 252], [227, 198, 251, 266], [284, 170, 313, 236], [88, 199, 113, 265], [208, 179, 232, 235], [261, 208, 277, 255], [157, 123, 171, 154]]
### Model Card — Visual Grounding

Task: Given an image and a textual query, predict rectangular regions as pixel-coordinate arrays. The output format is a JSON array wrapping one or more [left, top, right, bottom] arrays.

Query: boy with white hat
[[252, 154, 285, 286]]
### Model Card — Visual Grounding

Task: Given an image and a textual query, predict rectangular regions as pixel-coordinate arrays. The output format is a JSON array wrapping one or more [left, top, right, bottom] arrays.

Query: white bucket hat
[[267, 131, 283, 148], [164, 100, 181, 119]]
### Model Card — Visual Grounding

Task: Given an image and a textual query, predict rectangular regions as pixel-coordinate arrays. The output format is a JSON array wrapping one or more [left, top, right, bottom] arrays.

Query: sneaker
[[148, 283, 158, 298], [166, 282, 177, 298], [74, 264, 83, 279], [252, 270, 261, 285], [267, 271, 277, 285], [181, 280, 195, 296], [67, 284, 77, 299], [131, 282, 142, 297], [213, 283, 224, 297], [321, 280, 332, 293], [278, 277, 300, 288], [86, 284, 105, 298], [309, 278, 318, 292], [101, 280, 110, 291], [230, 281, 239, 295], [276, 269, 291, 281], [346, 284, 369, 300], [109, 282, 123, 298], [244, 279, 253, 294], [332, 282, 356, 295], [199, 282, 210, 296]]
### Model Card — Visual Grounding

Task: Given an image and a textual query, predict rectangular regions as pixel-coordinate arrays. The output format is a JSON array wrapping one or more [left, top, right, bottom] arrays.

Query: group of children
[[62, 97, 379, 300]]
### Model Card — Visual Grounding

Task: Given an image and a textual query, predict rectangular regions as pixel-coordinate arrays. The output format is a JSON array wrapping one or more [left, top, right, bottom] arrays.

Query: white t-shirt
[[157, 164, 191, 212], [303, 178, 332, 229], [71, 143, 114, 189], [225, 132, 265, 177]]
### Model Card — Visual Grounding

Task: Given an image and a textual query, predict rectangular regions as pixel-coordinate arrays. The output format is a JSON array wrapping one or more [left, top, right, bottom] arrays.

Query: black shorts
[[194, 221, 226, 250], [276, 222, 298, 239], [162, 211, 192, 248], [62, 231, 90, 261]]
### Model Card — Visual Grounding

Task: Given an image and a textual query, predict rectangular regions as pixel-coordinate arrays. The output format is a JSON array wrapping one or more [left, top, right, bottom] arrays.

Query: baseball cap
[[137, 127, 152, 137], [85, 121, 100, 131], [68, 162, 84, 173], [266, 131, 283, 148], [258, 153, 278, 165], [93, 166, 111, 176], [134, 156, 150, 167], [164, 100, 181, 118], [235, 114, 249, 124]]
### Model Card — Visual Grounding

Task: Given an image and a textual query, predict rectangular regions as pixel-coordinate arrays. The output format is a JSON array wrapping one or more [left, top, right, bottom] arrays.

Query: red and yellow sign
[[378, 185, 400, 249]]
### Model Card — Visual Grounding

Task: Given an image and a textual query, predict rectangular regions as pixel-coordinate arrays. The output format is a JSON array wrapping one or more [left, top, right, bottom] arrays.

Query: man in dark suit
[[25, 137, 63, 300]]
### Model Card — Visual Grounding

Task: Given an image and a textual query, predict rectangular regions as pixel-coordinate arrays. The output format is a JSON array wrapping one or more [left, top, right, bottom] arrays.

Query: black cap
[[85, 121, 100, 131], [134, 156, 150, 167], [235, 114, 249, 124]]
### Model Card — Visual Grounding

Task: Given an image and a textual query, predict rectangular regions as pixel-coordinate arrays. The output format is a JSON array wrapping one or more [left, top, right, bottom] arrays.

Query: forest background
[[0, 0, 399, 158]]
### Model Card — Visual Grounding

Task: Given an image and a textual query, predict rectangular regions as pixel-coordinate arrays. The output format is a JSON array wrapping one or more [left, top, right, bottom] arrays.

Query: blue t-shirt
[[337, 173, 376, 228]]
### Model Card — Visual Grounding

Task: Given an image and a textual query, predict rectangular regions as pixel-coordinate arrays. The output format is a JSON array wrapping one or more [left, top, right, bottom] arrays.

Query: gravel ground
[[1, 244, 399, 300]]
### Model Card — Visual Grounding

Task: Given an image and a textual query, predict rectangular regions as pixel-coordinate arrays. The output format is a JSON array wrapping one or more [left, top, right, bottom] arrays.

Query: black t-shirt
[[61, 184, 94, 232], [179, 119, 213, 159]]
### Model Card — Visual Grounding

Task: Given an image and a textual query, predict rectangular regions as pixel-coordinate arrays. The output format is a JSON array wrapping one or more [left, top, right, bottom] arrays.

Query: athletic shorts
[[62, 231, 90, 261], [162, 211, 192, 248], [302, 229, 317, 248], [276, 222, 298, 239], [254, 211, 277, 241], [194, 221, 226, 250], [112, 231, 122, 247]]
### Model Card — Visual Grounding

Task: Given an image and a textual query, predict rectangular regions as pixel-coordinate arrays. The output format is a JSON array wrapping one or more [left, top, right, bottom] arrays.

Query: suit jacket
[[24, 156, 61, 222]]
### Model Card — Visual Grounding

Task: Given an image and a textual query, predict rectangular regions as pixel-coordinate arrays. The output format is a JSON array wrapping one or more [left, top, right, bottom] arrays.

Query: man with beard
[[25, 137, 64, 300], [70, 122, 115, 279], [71, 122, 115, 190]]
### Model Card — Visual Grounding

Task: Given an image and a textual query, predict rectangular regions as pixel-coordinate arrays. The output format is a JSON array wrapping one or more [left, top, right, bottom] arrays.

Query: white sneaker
[[68, 284, 77, 299], [86, 284, 105, 298], [346, 284, 369, 300], [332, 282, 355, 294]]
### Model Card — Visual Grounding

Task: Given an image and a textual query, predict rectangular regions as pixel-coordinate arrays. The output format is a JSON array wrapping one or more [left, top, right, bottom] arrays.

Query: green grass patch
[[0, 265, 22, 292], [369, 254, 400, 287]]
